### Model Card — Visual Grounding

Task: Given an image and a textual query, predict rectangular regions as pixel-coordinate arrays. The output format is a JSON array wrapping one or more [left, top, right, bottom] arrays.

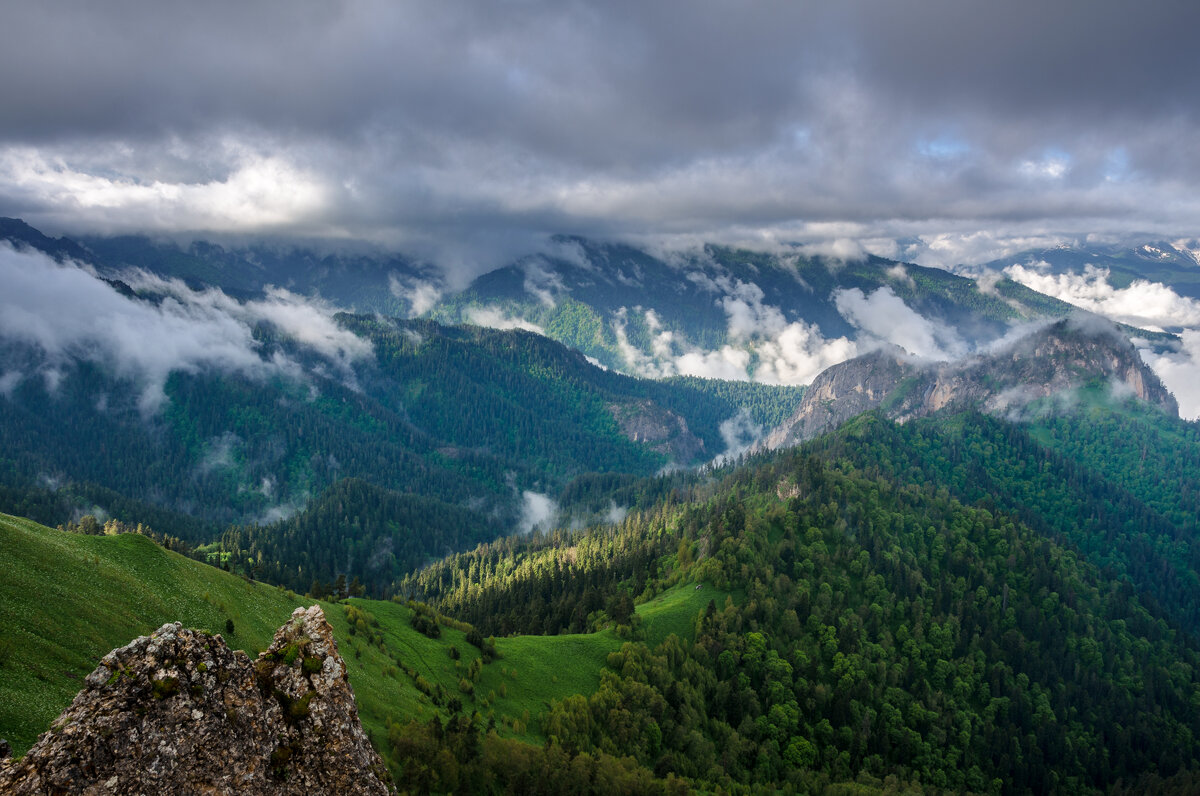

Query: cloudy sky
[[2, 0, 1199, 270]]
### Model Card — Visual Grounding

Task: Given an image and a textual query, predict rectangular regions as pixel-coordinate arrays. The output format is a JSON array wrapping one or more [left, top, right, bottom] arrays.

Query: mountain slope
[[403, 435, 1200, 794], [983, 239, 1200, 301], [0, 512, 725, 792], [808, 409, 1200, 635], [429, 237, 1083, 381], [763, 317, 1177, 448], [0, 268, 800, 550]]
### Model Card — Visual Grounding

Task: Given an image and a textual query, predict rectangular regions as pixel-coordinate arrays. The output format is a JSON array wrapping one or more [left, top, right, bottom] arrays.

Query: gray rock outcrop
[[0, 606, 394, 795], [763, 317, 1179, 450]]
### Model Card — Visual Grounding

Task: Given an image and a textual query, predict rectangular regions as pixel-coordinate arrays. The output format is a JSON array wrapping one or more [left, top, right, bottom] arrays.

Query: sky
[[2, 0, 1200, 273]]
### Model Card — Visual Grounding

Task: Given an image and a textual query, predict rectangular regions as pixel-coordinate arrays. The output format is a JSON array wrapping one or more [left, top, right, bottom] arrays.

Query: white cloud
[[0, 144, 330, 235], [522, 257, 567, 307], [388, 274, 442, 316], [1139, 330, 1200, 420], [463, 306, 546, 334], [518, 490, 558, 534], [710, 408, 764, 466], [675, 346, 752, 381], [910, 231, 1072, 269], [799, 238, 870, 262], [752, 322, 857, 385], [721, 280, 787, 341], [1004, 263, 1200, 331], [603, 501, 628, 525], [1019, 155, 1069, 180], [0, 244, 371, 412], [610, 279, 855, 385], [973, 269, 1004, 295], [886, 263, 914, 286], [834, 285, 965, 360]]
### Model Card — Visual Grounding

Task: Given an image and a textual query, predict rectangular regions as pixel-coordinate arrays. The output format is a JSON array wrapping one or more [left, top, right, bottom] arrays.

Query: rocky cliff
[[610, 400, 706, 464], [0, 606, 393, 795], [764, 318, 1179, 449]]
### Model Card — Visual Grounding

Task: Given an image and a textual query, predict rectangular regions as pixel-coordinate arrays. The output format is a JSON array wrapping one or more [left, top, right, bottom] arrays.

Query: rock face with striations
[[763, 317, 1179, 450], [0, 606, 394, 795]]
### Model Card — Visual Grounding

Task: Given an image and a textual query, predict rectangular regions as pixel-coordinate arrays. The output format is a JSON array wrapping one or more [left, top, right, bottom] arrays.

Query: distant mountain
[[0, 218, 94, 264], [428, 236, 1087, 379], [0, 250, 805, 590], [0, 217, 434, 315], [763, 317, 1177, 449], [7, 219, 1152, 386], [982, 239, 1200, 300]]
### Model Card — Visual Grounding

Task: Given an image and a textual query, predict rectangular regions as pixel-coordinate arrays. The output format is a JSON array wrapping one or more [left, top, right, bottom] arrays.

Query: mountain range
[[3, 219, 1200, 793]]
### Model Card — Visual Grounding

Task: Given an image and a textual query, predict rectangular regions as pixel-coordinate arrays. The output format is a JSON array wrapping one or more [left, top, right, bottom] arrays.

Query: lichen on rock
[[0, 605, 393, 795]]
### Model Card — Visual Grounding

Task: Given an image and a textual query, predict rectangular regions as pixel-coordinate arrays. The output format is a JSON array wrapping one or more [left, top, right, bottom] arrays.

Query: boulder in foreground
[[0, 605, 393, 795]]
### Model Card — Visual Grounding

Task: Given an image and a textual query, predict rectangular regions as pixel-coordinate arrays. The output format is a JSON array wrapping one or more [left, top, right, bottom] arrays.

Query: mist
[[834, 286, 966, 361], [518, 490, 558, 535], [0, 244, 372, 412]]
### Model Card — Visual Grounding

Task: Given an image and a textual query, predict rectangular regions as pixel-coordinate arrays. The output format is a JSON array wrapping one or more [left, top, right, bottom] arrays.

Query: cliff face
[[0, 606, 393, 795], [764, 319, 1179, 449], [610, 400, 706, 464]]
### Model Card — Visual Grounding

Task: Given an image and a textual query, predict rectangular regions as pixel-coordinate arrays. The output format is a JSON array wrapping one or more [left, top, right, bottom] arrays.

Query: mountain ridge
[[764, 316, 1177, 449]]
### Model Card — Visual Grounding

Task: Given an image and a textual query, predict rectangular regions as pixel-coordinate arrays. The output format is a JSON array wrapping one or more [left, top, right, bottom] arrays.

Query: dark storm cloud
[[2, 0, 1199, 271]]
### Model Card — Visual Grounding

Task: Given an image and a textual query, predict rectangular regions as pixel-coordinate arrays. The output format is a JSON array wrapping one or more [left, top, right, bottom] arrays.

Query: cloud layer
[[2, 2, 1199, 271], [0, 244, 370, 411]]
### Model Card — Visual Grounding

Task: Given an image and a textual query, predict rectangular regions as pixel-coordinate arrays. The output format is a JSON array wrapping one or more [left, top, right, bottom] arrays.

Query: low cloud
[[675, 346, 752, 381], [1139, 330, 1200, 420], [711, 409, 764, 466], [613, 278, 856, 385], [0, 244, 371, 412], [1005, 263, 1200, 331], [798, 238, 870, 262], [388, 274, 443, 317], [834, 285, 965, 360], [522, 257, 567, 307], [906, 231, 1075, 270], [886, 263, 915, 286], [197, 431, 241, 474], [603, 501, 628, 525], [257, 492, 309, 525], [464, 306, 546, 334], [518, 490, 558, 534]]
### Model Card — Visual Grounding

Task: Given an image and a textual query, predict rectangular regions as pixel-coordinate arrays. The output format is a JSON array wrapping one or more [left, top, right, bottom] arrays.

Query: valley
[[3, 222, 1200, 794]]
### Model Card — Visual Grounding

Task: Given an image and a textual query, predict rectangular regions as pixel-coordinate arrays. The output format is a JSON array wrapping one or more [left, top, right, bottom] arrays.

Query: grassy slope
[[0, 513, 305, 752], [636, 581, 734, 647], [2, 514, 718, 775]]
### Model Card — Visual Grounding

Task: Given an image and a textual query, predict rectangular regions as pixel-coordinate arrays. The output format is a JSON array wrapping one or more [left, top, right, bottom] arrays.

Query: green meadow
[[0, 513, 717, 776]]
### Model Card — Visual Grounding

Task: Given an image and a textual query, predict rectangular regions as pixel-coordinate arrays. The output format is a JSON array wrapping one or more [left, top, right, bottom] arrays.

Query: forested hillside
[[403, 406, 1200, 794], [8, 386, 1200, 792], [428, 238, 1086, 378], [0, 302, 801, 545]]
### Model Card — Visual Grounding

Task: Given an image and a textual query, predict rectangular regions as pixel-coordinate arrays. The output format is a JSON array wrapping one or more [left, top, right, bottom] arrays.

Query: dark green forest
[[400, 409, 1200, 794], [0, 315, 804, 595]]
